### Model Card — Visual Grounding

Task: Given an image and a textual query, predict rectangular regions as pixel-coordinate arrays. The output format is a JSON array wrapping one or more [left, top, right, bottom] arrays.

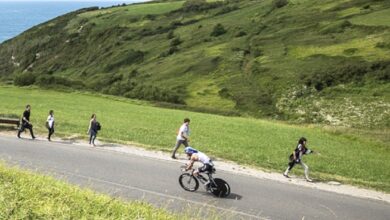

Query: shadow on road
[[225, 193, 242, 200]]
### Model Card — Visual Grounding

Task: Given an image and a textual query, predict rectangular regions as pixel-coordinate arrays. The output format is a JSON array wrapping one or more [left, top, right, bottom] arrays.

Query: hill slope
[[0, 0, 389, 127]]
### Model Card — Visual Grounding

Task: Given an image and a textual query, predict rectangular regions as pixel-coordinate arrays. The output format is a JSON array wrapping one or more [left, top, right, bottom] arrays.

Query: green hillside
[[0, 0, 389, 128]]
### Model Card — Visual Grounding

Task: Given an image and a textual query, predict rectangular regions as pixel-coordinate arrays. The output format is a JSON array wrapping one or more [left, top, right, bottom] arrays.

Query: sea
[[0, 1, 144, 43]]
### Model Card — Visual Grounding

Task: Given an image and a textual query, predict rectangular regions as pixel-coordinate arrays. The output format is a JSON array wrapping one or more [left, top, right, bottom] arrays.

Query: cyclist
[[184, 146, 214, 180]]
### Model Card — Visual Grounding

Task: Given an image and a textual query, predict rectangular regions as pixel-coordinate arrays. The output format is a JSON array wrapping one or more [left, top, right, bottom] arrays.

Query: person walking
[[171, 118, 190, 159], [17, 104, 35, 139], [283, 137, 315, 182], [46, 110, 55, 141], [87, 114, 99, 146]]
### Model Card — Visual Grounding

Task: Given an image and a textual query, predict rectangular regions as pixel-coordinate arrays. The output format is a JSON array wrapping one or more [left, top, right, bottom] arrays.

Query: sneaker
[[171, 155, 177, 159], [306, 178, 313, 182], [283, 173, 290, 178]]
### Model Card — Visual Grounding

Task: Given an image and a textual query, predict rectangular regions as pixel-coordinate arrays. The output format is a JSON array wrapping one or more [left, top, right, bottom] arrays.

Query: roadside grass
[[0, 86, 389, 192], [0, 163, 183, 219]]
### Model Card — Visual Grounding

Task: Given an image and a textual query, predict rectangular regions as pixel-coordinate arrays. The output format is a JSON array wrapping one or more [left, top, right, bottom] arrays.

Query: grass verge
[[0, 86, 389, 192], [0, 163, 181, 219]]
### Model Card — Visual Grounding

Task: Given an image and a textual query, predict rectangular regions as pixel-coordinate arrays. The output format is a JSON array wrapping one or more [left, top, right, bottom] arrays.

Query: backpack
[[96, 122, 101, 131]]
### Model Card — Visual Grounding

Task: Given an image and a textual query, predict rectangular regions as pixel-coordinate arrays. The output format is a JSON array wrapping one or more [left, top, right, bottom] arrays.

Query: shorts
[[198, 163, 213, 173]]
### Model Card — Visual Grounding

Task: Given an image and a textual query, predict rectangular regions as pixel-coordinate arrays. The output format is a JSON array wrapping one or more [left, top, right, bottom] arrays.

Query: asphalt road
[[0, 135, 389, 220]]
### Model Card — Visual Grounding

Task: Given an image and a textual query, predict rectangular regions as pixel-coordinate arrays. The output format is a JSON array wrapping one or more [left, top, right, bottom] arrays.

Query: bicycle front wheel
[[179, 173, 199, 192]]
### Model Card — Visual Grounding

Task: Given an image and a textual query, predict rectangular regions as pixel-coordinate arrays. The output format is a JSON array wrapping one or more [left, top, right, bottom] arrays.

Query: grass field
[[0, 163, 183, 219], [0, 86, 389, 192]]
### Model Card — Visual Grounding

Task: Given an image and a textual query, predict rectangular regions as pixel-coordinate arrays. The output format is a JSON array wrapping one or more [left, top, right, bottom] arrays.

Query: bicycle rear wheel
[[179, 173, 199, 192], [210, 178, 230, 198]]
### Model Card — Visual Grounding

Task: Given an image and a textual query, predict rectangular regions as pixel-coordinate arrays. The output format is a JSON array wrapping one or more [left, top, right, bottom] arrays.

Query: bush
[[273, 0, 288, 8], [14, 73, 36, 86], [210, 23, 227, 37], [124, 84, 185, 104], [160, 46, 179, 57], [215, 5, 239, 15], [235, 31, 247, 37], [167, 30, 175, 39], [170, 37, 182, 47], [143, 14, 156, 20], [36, 75, 85, 89], [302, 61, 390, 91], [181, 0, 223, 12]]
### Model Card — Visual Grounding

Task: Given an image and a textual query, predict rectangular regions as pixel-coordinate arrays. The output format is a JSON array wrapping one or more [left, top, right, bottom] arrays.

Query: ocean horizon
[[0, 0, 144, 43]]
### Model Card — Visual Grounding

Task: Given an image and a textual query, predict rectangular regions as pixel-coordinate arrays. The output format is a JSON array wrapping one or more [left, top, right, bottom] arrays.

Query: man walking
[[17, 104, 35, 139], [171, 118, 190, 159]]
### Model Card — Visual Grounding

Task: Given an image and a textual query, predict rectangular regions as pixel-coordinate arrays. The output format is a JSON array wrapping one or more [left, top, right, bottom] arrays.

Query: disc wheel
[[210, 178, 230, 198], [179, 173, 199, 192]]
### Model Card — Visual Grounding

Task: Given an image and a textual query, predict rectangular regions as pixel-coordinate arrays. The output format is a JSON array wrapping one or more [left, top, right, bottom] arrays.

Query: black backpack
[[96, 122, 101, 131]]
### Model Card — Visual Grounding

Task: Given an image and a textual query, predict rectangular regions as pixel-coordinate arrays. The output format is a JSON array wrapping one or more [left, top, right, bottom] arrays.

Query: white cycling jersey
[[197, 151, 211, 165]]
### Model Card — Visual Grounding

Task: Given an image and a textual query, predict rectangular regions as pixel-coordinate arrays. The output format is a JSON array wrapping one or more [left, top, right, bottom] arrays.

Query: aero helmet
[[184, 146, 198, 154]]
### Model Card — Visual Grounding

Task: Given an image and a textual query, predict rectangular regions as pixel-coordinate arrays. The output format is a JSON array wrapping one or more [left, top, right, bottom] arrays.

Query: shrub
[[159, 46, 179, 57], [376, 42, 390, 49], [143, 14, 156, 20], [14, 73, 36, 86], [273, 0, 288, 8], [302, 61, 390, 91], [215, 5, 239, 15], [218, 87, 232, 98], [35, 74, 85, 89], [124, 84, 185, 104], [167, 30, 175, 39], [181, 0, 223, 12], [170, 37, 182, 47], [235, 31, 247, 37], [210, 23, 227, 37]]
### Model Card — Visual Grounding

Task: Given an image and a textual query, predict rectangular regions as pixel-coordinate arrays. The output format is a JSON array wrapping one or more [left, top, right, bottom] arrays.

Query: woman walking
[[46, 110, 55, 141], [283, 137, 315, 182], [87, 114, 98, 146]]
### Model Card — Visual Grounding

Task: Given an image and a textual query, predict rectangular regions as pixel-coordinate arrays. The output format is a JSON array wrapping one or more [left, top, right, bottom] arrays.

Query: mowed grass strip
[[0, 86, 389, 192], [0, 163, 180, 219]]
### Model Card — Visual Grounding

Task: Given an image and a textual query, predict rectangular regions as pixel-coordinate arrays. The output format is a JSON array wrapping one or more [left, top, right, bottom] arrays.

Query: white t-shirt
[[47, 115, 54, 128], [176, 123, 189, 140]]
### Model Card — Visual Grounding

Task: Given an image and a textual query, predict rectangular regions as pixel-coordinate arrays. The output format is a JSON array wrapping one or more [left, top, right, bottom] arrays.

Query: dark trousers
[[171, 139, 189, 157], [89, 130, 97, 145], [18, 123, 35, 138], [48, 127, 54, 140]]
